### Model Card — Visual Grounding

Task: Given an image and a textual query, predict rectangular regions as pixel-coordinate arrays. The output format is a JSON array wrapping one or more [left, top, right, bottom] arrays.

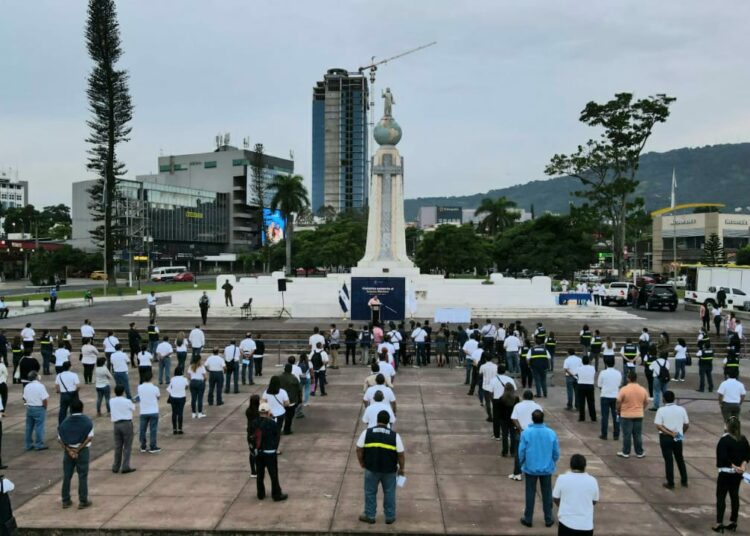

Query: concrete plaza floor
[[7, 359, 748, 535]]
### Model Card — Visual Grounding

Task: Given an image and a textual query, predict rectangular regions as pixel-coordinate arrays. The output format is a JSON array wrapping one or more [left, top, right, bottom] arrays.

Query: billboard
[[262, 208, 285, 245], [351, 277, 406, 322]]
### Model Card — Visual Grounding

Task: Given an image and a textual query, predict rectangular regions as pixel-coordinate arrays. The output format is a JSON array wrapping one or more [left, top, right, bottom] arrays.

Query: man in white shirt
[[480, 357, 498, 422], [481, 320, 497, 355], [205, 348, 226, 406], [467, 345, 484, 396], [239, 332, 256, 386], [509, 390, 543, 480], [21, 322, 35, 353], [597, 361, 623, 440], [576, 356, 597, 422], [137, 372, 161, 453], [54, 345, 71, 374], [55, 361, 80, 425], [223, 340, 240, 395], [310, 342, 329, 396], [147, 291, 157, 323], [553, 454, 599, 533], [103, 331, 119, 363], [504, 332, 522, 374], [563, 349, 583, 411], [23, 372, 50, 450], [309, 327, 325, 351], [155, 336, 173, 385], [411, 322, 428, 367], [717, 368, 746, 423], [654, 390, 689, 489], [80, 320, 96, 341], [364, 375, 397, 414], [188, 325, 205, 358], [362, 390, 396, 428], [377, 338, 396, 364], [110, 383, 136, 473], [110, 345, 132, 400], [495, 323, 507, 360], [377, 353, 396, 382], [489, 364, 517, 442]]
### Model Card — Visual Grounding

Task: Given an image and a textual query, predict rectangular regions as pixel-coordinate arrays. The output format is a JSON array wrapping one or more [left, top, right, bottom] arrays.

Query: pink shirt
[[372, 326, 384, 344]]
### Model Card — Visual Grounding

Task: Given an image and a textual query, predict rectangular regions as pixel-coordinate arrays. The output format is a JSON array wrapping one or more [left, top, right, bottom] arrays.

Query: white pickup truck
[[684, 286, 749, 310], [684, 267, 750, 310], [602, 282, 635, 306]]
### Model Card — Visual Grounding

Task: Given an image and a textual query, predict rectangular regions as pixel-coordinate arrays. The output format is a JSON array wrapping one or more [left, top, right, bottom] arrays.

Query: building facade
[[312, 69, 369, 215], [652, 212, 750, 272], [417, 206, 463, 229], [0, 170, 28, 210]]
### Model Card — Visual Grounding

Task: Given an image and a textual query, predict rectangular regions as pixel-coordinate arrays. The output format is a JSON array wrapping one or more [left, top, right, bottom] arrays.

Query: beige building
[[652, 212, 750, 272]]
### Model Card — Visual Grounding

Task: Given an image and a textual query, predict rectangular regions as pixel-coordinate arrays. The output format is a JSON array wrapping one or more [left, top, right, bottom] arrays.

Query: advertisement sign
[[262, 208, 285, 245], [351, 277, 406, 321]]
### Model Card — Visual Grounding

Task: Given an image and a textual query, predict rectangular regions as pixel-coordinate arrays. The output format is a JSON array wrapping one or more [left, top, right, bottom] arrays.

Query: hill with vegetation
[[404, 142, 750, 220]]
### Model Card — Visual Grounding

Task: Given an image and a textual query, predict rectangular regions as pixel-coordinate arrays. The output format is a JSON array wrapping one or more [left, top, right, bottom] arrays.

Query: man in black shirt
[[248, 403, 287, 501], [127, 323, 141, 367], [344, 324, 358, 366]]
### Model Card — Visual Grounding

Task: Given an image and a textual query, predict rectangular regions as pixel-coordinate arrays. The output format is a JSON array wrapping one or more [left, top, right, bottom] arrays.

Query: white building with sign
[[653, 212, 750, 272]]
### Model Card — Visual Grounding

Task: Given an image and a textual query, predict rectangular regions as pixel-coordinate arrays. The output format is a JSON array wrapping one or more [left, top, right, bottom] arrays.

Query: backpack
[[657, 359, 670, 383], [311, 351, 324, 371], [199, 295, 209, 306]]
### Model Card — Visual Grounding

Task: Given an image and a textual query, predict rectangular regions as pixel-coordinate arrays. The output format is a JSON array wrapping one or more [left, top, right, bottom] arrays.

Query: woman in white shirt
[[167, 366, 189, 434], [297, 353, 312, 407], [80, 338, 99, 385], [137, 345, 153, 384], [94, 357, 114, 416], [674, 338, 688, 382], [188, 356, 207, 418], [174, 332, 188, 372], [601, 337, 616, 368], [262, 376, 289, 426]]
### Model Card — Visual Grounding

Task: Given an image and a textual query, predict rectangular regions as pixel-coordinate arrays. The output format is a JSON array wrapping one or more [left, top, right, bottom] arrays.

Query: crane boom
[[357, 41, 437, 74]]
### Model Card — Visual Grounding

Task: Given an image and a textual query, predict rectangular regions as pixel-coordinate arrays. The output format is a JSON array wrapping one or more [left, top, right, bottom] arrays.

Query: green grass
[[4, 280, 215, 302]]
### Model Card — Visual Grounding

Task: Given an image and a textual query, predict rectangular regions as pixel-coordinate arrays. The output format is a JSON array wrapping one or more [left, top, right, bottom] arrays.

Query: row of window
[[0, 194, 22, 200]]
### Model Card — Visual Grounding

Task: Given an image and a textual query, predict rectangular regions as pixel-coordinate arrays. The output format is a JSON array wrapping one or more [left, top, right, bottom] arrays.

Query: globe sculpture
[[373, 117, 402, 146]]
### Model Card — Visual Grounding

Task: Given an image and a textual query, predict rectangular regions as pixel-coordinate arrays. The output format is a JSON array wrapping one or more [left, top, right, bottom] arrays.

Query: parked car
[[666, 275, 687, 288], [295, 268, 328, 277], [90, 271, 107, 280], [173, 271, 195, 282], [151, 265, 188, 282], [602, 282, 635, 306], [640, 284, 678, 312]]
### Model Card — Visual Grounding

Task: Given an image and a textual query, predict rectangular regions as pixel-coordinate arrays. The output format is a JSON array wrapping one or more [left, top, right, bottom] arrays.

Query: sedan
[[173, 271, 195, 282]]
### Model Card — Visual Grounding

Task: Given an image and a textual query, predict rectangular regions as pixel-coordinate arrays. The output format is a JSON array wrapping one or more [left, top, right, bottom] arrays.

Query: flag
[[671, 167, 677, 209], [338, 283, 350, 313], [406, 287, 417, 316]]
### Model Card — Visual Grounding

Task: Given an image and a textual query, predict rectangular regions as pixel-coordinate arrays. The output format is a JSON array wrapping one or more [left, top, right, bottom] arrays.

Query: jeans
[[364, 469, 397, 520], [139, 413, 159, 450], [313, 370, 327, 395], [577, 384, 596, 421], [25, 406, 46, 449], [652, 377, 667, 409], [176, 351, 187, 372], [225, 362, 239, 393], [523, 473, 553, 525], [531, 366, 547, 397], [113, 371, 132, 399], [506, 351, 519, 374], [621, 417, 643, 455], [699, 362, 714, 391], [61, 447, 90, 503], [565, 376, 577, 408], [464, 360, 472, 385], [170, 397, 186, 431], [96, 385, 111, 414], [600, 397, 619, 439], [158, 357, 171, 384], [301, 377, 311, 404], [41, 347, 52, 374], [148, 340, 158, 356], [208, 371, 224, 404], [256, 451, 282, 499], [190, 379, 205, 413], [59, 392, 75, 424], [241, 360, 254, 384], [659, 434, 688, 486], [674, 359, 686, 380], [416, 342, 426, 366], [191, 346, 202, 359], [113, 420, 134, 472]]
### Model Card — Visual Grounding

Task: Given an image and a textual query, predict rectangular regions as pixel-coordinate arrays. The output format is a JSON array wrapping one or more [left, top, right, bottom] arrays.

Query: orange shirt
[[616, 382, 649, 418]]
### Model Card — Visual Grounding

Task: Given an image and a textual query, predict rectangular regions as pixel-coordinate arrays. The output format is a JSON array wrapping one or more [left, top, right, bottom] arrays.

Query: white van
[[150, 266, 188, 282]]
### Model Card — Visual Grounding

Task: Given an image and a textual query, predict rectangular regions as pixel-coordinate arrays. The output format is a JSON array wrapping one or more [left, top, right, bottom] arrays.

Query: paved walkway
[[7, 361, 748, 535]]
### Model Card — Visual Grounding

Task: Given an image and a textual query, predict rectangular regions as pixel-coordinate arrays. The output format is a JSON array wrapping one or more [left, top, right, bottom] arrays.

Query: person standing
[[616, 371, 649, 459], [137, 371, 161, 453], [21, 323, 35, 354], [563, 349, 582, 411], [205, 348, 226, 406], [673, 338, 688, 382], [620, 338, 640, 382], [697, 339, 716, 393], [136, 345, 153, 384], [411, 323, 427, 368], [553, 454, 599, 536], [509, 391, 543, 481], [94, 358, 113, 416], [467, 341, 484, 396], [344, 324, 358, 366], [103, 331, 119, 370], [462, 331, 479, 384], [597, 360, 622, 441], [111, 344, 132, 400], [576, 356, 597, 422], [717, 369, 746, 424], [57, 398, 94, 509], [527, 340, 550, 399], [490, 366, 518, 453], [23, 372, 49, 451], [579, 325, 592, 358], [39, 329, 54, 375], [359, 325, 373, 366], [650, 352, 671, 410], [10, 337, 22, 385], [253, 334, 266, 377], [277, 364, 301, 435], [481, 319, 497, 357], [713, 304, 724, 337], [188, 356, 207, 418], [589, 330, 603, 372], [328, 324, 340, 369], [146, 322, 159, 357], [221, 279, 234, 306], [239, 332, 256, 386], [110, 384, 136, 474], [654, 390, 689, 490], [518, 409, 559, 529], [188, 325, 205, 359], [198, 292, 210, 325], [480, 356, 498, 422], [223, 340, 240, 395], [80, 319, 95, 343], [601, 336, 616, 368], [155, 336, 173, 385], [248, 403, 287, 501], [54, 341, 71, 375], [55, 361, 80, 424], [245, 395, 260, 478], [172, 332, 188, 372], [18, 351, 40, 386], [504, 331, 522, 375], [356, 410, 405, 525], [127, 323, 141, 368], [146, 291, 157, 324], [167, 367, 188, 435], [310, 342, 329, 396], [80, 338, 99, 385], [713, 416, 749, 533]]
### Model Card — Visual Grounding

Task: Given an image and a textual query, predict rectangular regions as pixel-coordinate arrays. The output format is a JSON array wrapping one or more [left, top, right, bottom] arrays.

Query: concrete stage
[[8, 359, 746, 535]]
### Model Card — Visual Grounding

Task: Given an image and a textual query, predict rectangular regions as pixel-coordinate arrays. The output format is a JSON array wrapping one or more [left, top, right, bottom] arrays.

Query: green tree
[[415, 224, 493, 277], [85, 0, 134, 286], [736, 246, 750, 266], [702, 233, 726, 266], [405, 226, 422, 259], [268, 174, 310, 276], [545, 93, 675, 276], [293, 214, 366, 271], [474, 197, 519, 235]]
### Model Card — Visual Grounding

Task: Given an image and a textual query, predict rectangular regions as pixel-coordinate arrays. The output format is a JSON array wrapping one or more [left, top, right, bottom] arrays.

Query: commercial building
[[312, 69, 369, 215], [417, 206, 463, 229], [0, 169, 28, 211], [652, 211, 750, 272]]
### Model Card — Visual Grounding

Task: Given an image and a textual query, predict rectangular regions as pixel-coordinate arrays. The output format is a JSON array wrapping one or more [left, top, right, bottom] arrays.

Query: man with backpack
[[650, 353, 671, 411], [310, 342, 329, 397]]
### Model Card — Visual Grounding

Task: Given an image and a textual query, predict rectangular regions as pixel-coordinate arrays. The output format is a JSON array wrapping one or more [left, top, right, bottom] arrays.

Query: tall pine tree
[[85, 0, 133, 286], [701, 233, 726, 266]]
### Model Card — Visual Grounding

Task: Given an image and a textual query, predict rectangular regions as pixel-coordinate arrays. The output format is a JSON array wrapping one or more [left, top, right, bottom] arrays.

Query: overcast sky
[[1, 0, 749, 208]]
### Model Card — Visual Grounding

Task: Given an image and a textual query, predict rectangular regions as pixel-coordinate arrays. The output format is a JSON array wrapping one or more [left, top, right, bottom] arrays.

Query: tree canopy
[[415, 224, 493, 276]]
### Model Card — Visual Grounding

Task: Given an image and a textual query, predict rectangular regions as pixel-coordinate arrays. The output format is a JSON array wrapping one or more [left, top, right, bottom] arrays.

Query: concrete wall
[[70, 179, 99, 252]]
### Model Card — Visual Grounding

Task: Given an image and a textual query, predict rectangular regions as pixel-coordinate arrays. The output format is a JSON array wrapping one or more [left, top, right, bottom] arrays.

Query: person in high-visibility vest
[[696, 340, 715, 392], [527, 339, 550, 398]]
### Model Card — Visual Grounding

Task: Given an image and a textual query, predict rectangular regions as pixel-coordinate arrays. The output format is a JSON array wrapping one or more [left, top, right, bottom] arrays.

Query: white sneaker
[[192, 413, 197, 419], [616, 451, 630, 458], [507, 473, 516, 480], [198, 413, 207, 418], [513, 474, 522, 481]]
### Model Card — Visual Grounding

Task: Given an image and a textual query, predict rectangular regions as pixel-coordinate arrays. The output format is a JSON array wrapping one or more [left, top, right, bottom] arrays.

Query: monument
[[353, 88, 419, 277]]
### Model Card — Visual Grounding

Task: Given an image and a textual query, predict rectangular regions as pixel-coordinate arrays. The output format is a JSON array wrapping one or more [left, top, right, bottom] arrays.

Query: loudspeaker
[[277, 279, 287, 292]]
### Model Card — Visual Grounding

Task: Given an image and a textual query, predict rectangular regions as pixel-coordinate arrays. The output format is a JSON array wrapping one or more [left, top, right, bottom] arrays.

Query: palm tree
[[474, 197, 519, 235], [269, 174, 310, 276]]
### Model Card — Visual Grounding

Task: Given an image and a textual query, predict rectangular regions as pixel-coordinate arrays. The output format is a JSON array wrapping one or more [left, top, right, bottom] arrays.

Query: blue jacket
[[518, 423, 559, 475]]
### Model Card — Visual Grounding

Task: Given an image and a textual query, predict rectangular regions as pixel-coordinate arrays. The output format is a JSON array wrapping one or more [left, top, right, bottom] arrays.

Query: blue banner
[[351, 277, 406, 322]]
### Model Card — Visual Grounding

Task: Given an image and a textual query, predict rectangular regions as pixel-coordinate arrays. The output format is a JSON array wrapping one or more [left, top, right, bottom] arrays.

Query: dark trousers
[[170, 397, 186, 431], [225, 293, 233, 306], [313, 370, 327, 395], [468, 366, 479, 395], [520, 360, 533, 388], [482, 338, 495, 356], [256, 451, 282, 499], [577, 384, 596, 421], [59, 393, 74, 424], [112, 420, 134, 472], [254, 357, 264, 376], [61, 447, 90, 503], [499, 417, 516, 457], [531, 365, 547, 397], [699, 362, 714, 391], [644, 367, 654, 397], [492, 399, 502, 438], [345, 343, 357, 365], [559, 522, 593, 535], [200, 306, 208, 325], [208, 371, 224, 404], [715, 315, 722, 336], [41, 348, 52, 374], [523, 473, 553, 525], [717, 472, 742, 524], [600, 397, 619, 439], [249, 449, 257, 476], [0, 383, 7, 412], [659, 434, 688, 486], [225, 362, 239, 393], [190, 379, 205, 414], [83, 364, 94, 384], [284, 403, 297, 434], [50, 297, 57, 311]]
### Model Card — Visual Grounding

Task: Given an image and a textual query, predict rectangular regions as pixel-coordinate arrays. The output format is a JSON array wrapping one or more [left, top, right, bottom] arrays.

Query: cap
[[259, 403, 271, 414]]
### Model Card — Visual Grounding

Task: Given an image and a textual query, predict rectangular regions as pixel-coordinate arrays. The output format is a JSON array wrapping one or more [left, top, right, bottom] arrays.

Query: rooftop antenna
[[215, 134, 222, 149], [289, 149, 294, 161], [224, 132, 231, 147], [243, 137, 250, 149]]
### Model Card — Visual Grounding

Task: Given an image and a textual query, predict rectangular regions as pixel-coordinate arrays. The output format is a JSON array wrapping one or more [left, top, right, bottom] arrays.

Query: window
[[159, 164, 171, 172], [204, 161, 217, 169], [232, 159, 248, 167]]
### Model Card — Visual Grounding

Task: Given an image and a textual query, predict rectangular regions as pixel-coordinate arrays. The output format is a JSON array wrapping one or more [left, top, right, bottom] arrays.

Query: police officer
[[527, 338, 550, 398], [725, 334, 741, 379], [544, 332, 557, 372], [590, 330, 603, 372], [696, 339, 715, 393], [621, 338, 639, 385], [146, 323, 160, 356], [579, 324, 593, 358], [356, 410, 405, 525], [39, 329, 54, 375]]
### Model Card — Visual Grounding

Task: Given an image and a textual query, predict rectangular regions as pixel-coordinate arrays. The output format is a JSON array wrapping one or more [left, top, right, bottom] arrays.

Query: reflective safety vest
[[530, 346, 549, 359], [40, 337, 53, 346], [590, 336, 602, 351], [580, 330, 592, 345], [363, 426, 399, 473], [623, 344, 638, 360], [545, 338, 557, 354], [700, 348, 715, 361], [726, 355, 740, 368], [147, 326, 158, 342]]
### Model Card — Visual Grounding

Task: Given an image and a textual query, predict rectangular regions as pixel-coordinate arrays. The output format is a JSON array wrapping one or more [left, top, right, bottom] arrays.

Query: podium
[[370, 304, 381, 325]]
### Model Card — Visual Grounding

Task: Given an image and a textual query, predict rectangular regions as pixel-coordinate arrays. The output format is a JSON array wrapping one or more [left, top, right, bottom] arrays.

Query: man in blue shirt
[[518, 409, 559, 528]]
